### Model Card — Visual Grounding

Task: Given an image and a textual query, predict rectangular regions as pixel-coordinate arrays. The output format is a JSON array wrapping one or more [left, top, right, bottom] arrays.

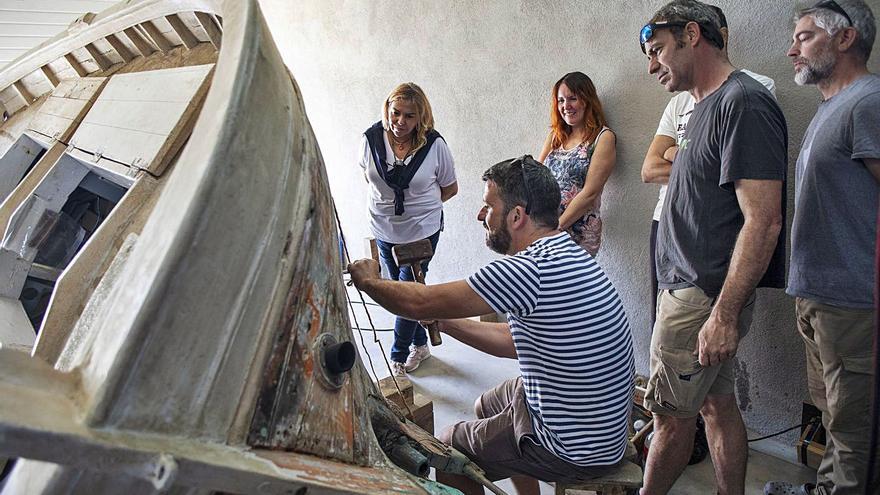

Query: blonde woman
[[359, 83, 458, 376]]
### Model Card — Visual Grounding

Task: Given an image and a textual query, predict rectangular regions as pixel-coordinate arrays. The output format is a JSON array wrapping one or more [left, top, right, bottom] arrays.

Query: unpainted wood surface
[[69, 64, 213, 175]]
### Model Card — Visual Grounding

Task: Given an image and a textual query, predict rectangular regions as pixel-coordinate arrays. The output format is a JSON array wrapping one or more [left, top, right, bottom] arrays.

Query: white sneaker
[[391, 361, 407, 377], [404, 344, 431, 372]]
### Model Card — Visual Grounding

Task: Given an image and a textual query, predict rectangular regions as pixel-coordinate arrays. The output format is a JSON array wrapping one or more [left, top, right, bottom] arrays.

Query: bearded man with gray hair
[[765, 1, 880, 495]]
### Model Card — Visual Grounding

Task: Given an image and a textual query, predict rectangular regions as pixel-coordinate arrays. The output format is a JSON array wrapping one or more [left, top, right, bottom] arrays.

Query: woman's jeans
[[376, 230, 440, 363]]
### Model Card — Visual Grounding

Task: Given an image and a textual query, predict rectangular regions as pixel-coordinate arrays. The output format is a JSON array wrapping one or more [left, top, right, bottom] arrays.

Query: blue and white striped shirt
[[467, 232, 634, 466]]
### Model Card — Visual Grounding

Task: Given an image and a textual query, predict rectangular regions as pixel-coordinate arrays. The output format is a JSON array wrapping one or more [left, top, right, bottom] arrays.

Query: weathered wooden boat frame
[[0, 1, 485, 493]]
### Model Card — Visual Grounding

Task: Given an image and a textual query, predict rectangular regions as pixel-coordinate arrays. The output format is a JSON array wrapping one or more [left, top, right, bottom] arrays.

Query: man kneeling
[[349, 156, 635, 494]]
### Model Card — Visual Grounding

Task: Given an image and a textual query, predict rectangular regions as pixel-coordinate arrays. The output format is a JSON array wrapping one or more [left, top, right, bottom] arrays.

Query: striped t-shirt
[[467, 232, 634, 466]]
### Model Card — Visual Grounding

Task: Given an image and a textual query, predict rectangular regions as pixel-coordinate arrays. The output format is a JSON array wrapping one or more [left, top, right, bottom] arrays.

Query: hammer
[[392, 239, 442, 346]]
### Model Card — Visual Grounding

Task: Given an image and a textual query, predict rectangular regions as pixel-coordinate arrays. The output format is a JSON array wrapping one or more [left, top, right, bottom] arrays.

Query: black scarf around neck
[[364, 121, 441, 215]]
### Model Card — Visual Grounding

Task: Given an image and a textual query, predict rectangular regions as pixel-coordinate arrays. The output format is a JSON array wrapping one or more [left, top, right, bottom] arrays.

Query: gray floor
[[348, 296, 817, 494]]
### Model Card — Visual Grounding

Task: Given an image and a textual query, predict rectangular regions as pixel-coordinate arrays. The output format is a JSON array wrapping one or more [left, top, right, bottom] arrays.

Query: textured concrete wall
[[260, 0, 880, 459]]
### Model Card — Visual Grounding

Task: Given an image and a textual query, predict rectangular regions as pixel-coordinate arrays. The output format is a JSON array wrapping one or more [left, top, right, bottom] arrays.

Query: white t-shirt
[[358, 132, 456, 243], [652, 69, 776, 221]]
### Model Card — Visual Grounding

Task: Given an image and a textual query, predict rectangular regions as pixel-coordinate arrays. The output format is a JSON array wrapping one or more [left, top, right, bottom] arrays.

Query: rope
[[333, 200, 414, 419]]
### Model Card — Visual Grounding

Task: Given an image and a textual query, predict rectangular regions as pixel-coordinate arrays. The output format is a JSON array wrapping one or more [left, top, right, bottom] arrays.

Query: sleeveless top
[[544, 127, 611, 257]]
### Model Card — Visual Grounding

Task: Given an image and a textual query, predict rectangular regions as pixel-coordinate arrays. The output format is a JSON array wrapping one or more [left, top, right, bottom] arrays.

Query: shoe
[[391, 361, 407, 377], [404, 344, 431, 372], [763, 481, 815, 495]]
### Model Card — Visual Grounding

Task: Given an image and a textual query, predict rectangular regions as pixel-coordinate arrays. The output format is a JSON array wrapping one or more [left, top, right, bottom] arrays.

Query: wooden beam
[[106, 34, 135, 63], [64, 53, 89, 77], [122, 27, 156, 57], [194, 12, 222, 49], [84, 43, 112, 71], [12, 81, 34, 107], [166, 14, 199, 49], [140, 20, 173, 54], [40, 66, 59, 87]]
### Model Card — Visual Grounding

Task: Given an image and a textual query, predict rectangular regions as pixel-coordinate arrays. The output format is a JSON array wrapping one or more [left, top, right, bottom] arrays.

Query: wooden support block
[[141, 21, 173, 54], [122, 27, 156, 57], [378, 375, 413, 410], [166, 13, 200, 49], [84, 43, 112, 71], [411, 392, 434, 435], [106, 34, 135, 63], [40, 66, 60, 88], [64, 53, 89, 77], [195, 12, 222, 49]]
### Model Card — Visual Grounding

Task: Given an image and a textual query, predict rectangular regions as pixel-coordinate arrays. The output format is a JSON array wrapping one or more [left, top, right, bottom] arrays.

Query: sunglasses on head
[[639, 20, 725, 54], [813, 0, 853, 26]]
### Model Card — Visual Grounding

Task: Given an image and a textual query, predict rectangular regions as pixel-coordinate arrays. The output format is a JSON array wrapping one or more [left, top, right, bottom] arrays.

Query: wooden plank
[[0, 141, 66, 247], [28, 77, 107, 143], [166, 13, 200, 49], [105, 34, 135, 63], [64, 53, 89, 77], [83, 43, 111, 71], [122, 27, 156, 57], [195, 12, 222, 49], [12, 82, 34, 107], [39, 66, 60, 88], [69, 64, 213, 176], [140, 20, 173, 54]]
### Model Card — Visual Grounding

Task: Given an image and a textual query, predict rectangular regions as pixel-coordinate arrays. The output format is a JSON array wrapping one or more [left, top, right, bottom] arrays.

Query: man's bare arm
[[348, 259, 494, 320], [698, 179, 783, 367], [641, 134, 676, 184], [864, 158, 880, 183], [437, 319, 516, 359]]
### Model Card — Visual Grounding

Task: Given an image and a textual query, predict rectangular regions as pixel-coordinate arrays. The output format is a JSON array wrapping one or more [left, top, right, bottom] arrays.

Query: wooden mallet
[[392, 239, 442, 346]]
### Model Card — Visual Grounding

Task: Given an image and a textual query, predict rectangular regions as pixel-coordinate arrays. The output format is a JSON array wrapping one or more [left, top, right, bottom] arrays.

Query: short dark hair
[[482, 156, 561, 230], [650, 0, 726, 50], [709, 5, 728, 29]]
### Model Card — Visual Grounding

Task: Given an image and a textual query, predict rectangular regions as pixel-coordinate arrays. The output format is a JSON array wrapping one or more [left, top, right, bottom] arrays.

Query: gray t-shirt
[[657, 71, 788, 297], [787, 74, 880, 308]]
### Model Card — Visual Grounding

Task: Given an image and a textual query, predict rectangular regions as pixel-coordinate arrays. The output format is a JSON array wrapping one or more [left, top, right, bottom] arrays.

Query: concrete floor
[[348, 296, 817, 494]]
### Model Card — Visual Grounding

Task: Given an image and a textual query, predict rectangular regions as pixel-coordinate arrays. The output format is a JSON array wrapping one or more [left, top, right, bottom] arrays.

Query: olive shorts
[[644, 287, 755, 417]]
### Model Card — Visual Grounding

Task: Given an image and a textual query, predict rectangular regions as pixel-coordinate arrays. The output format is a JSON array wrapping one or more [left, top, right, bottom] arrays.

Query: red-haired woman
[[538, 72, 616, 257]]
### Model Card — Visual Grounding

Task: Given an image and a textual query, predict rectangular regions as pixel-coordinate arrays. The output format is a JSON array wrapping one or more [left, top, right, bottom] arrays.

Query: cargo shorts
[[441, 377, 615, 483], [644, 287, 755, 417]]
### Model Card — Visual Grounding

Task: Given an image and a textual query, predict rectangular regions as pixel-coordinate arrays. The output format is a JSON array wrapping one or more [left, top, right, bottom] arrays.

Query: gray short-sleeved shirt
[[657, 71, 788, 297], [787, 74, 880, 309]]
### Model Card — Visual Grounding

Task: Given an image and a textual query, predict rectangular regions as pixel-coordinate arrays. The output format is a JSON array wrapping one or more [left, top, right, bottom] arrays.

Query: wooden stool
[[555, 443, 643, 495]]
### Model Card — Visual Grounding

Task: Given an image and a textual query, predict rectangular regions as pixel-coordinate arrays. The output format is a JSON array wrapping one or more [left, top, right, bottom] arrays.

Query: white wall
[[0, 0, 118, 68], [268, 0, 880, 459]]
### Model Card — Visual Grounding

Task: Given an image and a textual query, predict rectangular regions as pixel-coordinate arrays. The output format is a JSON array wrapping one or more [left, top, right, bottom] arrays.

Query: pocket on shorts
[[649, 345, 704, 414]]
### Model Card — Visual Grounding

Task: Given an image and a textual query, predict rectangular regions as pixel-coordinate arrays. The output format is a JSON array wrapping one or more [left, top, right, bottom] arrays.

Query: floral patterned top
[[544, 128, 611, 257]]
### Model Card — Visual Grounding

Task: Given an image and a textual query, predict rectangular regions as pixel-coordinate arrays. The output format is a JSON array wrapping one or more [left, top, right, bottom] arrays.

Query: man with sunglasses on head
[[765, 2, 880, 495], [349, 156, 634, 495], [639, 1, 787, 494]]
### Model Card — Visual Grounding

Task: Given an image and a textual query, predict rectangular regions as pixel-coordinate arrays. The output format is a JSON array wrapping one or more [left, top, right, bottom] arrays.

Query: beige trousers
[[796, 297, 878, 495]]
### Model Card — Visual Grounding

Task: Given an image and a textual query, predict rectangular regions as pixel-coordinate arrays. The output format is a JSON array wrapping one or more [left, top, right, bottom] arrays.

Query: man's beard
[[485, 222, 512, 255], [794, 48, 836, 86]]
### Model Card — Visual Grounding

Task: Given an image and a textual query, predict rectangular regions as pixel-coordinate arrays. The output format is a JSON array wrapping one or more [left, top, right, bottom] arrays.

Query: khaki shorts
[[443, 377, 615, 483], [644, 287, 755, 417]]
